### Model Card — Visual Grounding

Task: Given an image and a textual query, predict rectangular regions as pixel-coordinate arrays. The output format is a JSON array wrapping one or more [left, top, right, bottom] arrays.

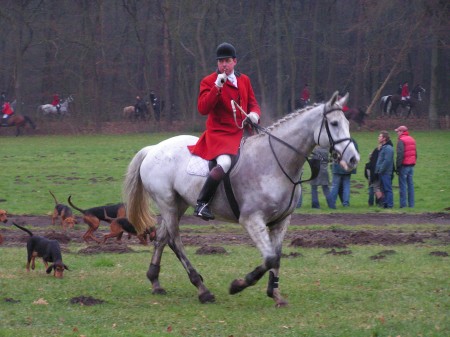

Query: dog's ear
[[64, 264, 70, 271], [46, 264, 54, 274]]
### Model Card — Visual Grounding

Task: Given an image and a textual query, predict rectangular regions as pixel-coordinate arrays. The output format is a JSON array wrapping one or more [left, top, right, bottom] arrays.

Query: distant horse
[[344, 107, 367, 129], [123, 91, 360, 306], [38, 95, 74, 116], [123, 103, 150, 121], [380, 84, 426, 117], [0, 113, 36, 136], [123, 106, 135, 120]]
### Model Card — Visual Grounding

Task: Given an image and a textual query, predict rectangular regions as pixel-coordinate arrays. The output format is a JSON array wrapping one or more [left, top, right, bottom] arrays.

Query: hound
[[102, 209, 153, 245], [49, 191, 77, 230], [13, 222, 69, 278], [68, 196, 126, 243], [0, 209, 7, 244]]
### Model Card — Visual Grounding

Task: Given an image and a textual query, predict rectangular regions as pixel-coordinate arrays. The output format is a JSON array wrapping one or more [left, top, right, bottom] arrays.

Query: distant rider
[[1, 100, 14, 126], [51, 94, 61, 114]]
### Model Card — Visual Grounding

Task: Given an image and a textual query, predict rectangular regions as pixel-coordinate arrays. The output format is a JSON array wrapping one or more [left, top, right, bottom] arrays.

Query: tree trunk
[[428, 34, 440, 129]]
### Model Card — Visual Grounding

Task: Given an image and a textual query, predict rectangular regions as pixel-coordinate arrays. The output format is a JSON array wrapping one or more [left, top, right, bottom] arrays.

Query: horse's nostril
[[350, 157, 356, 165]]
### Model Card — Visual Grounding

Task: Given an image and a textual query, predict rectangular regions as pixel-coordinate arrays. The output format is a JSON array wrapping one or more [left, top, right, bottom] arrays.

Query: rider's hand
[[247, 112, 259, 124], [215, 73, 227, 88]]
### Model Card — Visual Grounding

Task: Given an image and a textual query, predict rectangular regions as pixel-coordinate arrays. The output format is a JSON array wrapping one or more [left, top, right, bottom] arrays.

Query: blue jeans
[[380, 174, 393, 208], [327, 174, 350, 208], [311, 185, 330, 208], [398, 166, 414, 208]]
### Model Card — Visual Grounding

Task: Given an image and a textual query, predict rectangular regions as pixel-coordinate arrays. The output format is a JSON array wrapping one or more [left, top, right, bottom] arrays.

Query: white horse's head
[[315, 91, 360, 171]]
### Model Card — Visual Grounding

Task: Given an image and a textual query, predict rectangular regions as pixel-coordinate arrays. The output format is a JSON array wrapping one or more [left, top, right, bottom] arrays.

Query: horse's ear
[[338, 92, 349, 107], [329, 91, 339, 106]]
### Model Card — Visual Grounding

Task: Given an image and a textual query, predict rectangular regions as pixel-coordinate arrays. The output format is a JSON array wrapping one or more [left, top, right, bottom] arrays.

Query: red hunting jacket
[[188, 71, 261, 160]]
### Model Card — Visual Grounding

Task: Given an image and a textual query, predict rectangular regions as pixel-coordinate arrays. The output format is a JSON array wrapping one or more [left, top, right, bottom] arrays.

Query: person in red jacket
[[188, 42, 261, 220], [51, 94, 61, 114], [401, 82, 410, 101], [1, 100, 14, 126], [300, 83, 310, 107], [395, 125, 417, 208]]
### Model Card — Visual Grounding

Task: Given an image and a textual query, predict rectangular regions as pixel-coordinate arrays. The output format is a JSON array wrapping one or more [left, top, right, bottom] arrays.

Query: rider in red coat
[[51, 94, 61, 114], [188, 42, 261, 220], [401, 82, 410, 101], [1, 101, 13, 126]]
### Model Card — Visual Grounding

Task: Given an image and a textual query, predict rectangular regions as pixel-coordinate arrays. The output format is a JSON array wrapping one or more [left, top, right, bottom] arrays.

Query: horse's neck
[[247, 108, 320, 174]]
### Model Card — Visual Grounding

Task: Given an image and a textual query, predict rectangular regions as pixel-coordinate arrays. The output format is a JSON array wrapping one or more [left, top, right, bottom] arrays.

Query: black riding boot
[[194, 165, 225, 221]]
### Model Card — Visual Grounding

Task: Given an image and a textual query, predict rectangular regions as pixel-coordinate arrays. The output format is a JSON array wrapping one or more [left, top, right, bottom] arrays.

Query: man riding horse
[[1, 100, 14, 126], [51, 94, 61, 114]]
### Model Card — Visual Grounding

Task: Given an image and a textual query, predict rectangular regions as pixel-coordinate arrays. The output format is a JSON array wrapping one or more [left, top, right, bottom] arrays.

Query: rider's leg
[[194, 154, 231, 220], [1, 114, 9, 126]]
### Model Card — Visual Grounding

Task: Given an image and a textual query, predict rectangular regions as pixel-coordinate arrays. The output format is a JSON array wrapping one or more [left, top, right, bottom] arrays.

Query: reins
[[231, 100, 322, 219]]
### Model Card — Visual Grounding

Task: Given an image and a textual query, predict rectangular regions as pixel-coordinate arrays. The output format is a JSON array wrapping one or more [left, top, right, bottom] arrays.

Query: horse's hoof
[[229, 279, 246, 295], [199, 292, 215, 304], [152, 288, 167, 295], [275, 300, 289, 308]]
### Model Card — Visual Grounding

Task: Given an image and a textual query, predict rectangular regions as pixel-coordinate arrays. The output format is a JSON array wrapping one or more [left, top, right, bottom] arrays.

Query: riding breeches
[[216, 154, 231, 173]]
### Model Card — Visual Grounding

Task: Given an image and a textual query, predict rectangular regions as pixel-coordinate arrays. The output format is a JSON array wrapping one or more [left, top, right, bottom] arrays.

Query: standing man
[[149, 91, 161, 122], [188, 42, 261, 220], [395, 125, 417, 208], [309, 146, 331, 209], [375, 131, 394, 208]]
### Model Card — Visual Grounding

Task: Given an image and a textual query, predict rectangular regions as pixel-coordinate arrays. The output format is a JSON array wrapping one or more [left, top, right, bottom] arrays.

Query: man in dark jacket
[[395, 125, 417, 208]]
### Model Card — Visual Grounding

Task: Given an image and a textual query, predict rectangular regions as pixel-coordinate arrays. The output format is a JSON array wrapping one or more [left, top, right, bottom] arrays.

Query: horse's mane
[[252, 103, 321, 139]]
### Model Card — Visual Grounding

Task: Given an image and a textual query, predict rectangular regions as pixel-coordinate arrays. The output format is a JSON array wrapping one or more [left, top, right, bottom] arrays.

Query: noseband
[[317, 106, 353, 163]]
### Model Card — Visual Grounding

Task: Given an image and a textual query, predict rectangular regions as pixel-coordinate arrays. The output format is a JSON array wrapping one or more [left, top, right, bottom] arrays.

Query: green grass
[[0, 244, 448, 336], [0, 131, 449, 336], [0, 131, 449, 215]]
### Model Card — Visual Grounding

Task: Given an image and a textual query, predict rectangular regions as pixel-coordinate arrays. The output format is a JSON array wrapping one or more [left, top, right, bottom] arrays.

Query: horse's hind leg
[[147, 214, 215, 303]]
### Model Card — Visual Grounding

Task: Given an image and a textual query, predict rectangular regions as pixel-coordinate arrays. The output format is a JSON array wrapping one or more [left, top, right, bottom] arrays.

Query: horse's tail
[[24, 115, 36, 129], [123, 147, 156, 235]]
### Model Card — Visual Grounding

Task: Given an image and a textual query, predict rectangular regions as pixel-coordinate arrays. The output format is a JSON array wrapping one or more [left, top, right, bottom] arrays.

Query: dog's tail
[[49, 190, 58, 205], [12, 222, 33, 236], [68, 196, 86, 214]]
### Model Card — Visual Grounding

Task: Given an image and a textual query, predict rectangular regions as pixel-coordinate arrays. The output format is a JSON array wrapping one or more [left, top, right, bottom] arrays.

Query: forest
[[0, 0, 448, 129]]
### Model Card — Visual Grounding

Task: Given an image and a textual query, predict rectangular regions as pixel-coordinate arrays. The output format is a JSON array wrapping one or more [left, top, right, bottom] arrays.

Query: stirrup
[[194, 202, 215, 220]]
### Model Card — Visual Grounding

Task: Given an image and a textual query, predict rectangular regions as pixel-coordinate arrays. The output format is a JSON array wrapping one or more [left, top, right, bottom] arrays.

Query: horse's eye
[[331, 121, 338, 127]]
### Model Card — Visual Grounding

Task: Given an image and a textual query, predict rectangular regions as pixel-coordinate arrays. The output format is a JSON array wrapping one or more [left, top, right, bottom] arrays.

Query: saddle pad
[[186, 155, 209, 177]]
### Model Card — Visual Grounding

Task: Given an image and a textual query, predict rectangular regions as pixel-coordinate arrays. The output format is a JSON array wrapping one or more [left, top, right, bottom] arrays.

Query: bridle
[[230, 100, 356, 222], [317, 104, 354, 164]]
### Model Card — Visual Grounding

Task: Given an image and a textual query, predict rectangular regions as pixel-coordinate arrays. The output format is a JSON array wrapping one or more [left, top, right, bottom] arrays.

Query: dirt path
[[1, 213, 449, 251]]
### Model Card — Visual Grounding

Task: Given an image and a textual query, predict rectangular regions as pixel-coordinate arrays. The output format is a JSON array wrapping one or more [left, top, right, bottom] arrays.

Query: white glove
[[247, 112, 259, 124], [215, 73, 227, 88]]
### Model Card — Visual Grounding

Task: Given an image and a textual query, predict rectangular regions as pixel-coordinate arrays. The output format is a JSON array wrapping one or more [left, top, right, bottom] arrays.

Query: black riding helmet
[[216, 43, 236, 60]]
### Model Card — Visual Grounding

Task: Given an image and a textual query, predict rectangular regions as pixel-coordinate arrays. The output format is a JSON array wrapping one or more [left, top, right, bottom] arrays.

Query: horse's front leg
[[229, 215, 281, 303], [266, 216, 290, 307]]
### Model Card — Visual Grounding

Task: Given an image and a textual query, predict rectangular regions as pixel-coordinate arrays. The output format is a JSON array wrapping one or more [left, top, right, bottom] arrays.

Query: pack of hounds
[[0, 191, 156, 278]]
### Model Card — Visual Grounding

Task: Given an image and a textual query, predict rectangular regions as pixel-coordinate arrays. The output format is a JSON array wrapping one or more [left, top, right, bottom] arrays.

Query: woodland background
[[0, 0, 448, 130]]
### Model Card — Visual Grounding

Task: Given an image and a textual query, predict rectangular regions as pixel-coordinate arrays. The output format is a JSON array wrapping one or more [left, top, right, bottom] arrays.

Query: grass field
[[0, 130, 449, 215], [0, 244, 448, 336], [0, 130, 449, 336]]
